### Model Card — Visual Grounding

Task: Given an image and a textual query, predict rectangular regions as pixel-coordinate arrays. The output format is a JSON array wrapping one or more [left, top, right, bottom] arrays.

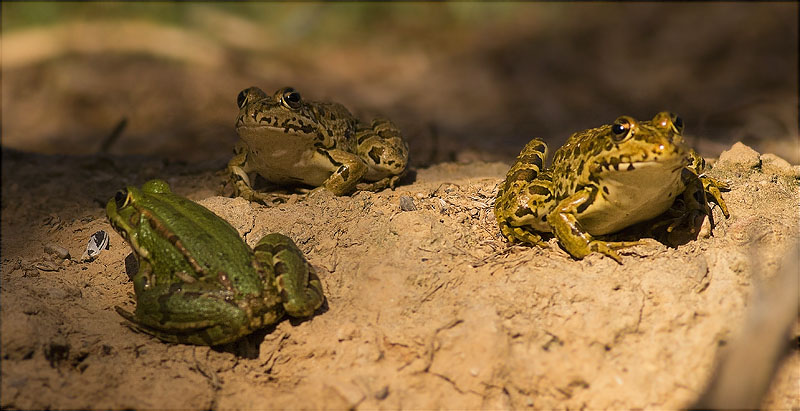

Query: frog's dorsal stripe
[[135, 205, 211, 279], [132, 193, 258, 291]]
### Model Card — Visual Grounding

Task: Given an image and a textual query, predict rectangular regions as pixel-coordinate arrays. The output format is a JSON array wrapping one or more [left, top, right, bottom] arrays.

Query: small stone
[[761, 153, 799, 178], [717, 142, 761, 169], [44, 244, 70, 260], [374, 385, 389, 400], [399, 196, 416, 211]]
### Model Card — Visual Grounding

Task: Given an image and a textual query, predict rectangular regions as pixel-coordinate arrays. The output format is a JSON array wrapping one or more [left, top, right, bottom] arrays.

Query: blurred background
[[2, 2, 798, 166]]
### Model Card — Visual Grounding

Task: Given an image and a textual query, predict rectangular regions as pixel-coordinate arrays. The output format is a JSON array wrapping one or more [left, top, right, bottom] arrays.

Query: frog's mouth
[[237, 124, 317, 139], [595, 145, 689, 174]]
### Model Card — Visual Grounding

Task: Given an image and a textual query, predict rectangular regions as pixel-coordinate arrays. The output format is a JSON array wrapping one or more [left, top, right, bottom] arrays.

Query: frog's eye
[[236, 90, 249, 109], [236, 87, 267, 109], [114, 189, 129, 209], [281, 88, 302, 109], [653, 111, 684, 134], [671, 114, 684, 134], [611, 117, 633, 141]]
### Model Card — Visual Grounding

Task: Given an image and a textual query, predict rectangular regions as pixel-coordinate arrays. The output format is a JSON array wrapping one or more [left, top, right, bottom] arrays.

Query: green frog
[[494, 112, 729, 263], [228, 86, 409, 202], [106, 179, 324, 345]]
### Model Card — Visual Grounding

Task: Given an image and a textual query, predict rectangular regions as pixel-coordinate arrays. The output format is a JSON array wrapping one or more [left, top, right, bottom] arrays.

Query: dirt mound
[[1, 143, 797, 409]]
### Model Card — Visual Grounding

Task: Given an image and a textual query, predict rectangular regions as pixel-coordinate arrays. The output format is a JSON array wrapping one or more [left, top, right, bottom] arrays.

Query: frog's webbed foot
[[584, 239, 646, 264], [227, 154, 298, 205], [236, 187, 293, 206], [356, 172, 404, 193], [699, 174, 730, 218], [227, 146, 283, 205], [498, 221, 549, 248], [254, 233, 324, 318], [654, 169, 731, 239]]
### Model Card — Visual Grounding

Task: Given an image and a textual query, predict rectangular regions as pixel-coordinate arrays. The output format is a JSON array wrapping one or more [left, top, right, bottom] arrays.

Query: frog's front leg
[[686, 150, 730, 218], [313, 148, 369, 196], [253, 233, 324, 318], [547, 188, 642, 264], [659, 167, 730, 235], [354, 118, 409, 191], [116, 279, 251, 346], [227, 142, 286, 205]]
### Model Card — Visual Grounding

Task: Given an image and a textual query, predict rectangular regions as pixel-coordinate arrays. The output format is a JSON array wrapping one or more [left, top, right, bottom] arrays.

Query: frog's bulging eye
[[653, 111, 684, 134], [114, 190, 129, 209], [672, 114, 684, 134], [236, 90, 248, 109], [611, 118, 633, 141], [281, 89, 302, 109]]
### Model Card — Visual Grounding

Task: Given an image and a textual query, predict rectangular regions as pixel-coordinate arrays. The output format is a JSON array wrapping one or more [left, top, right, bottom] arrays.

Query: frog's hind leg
[[116, 281, 252, 346], [494, 138, 554, 247], [253, 233, 324, 318], [354, 118, 410, 191]]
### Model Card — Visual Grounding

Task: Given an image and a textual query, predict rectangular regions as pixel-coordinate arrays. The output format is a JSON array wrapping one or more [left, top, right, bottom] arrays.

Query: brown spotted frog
[[228, 87, 409, 202]]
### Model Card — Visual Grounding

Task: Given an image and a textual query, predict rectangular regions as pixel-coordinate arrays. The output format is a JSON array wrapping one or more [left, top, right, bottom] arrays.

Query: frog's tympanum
[[494, 112, 729, 263], [107, 179, 324, 345], [228, 86, 409, 202]]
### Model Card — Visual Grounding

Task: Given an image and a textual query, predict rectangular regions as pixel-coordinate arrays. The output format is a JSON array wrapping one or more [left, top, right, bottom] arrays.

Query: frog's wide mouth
[[236, 124, 316, 137], [595, 152, 688, 174]]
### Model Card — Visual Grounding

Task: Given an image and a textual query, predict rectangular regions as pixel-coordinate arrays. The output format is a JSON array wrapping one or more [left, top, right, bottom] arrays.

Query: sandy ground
[[1, 142, 798, 409]]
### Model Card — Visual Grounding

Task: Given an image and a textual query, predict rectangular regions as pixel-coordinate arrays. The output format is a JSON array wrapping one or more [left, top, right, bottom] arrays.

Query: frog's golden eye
[[653, 111, 684, 134], [281, 88, 303, 109], [611, 117, 633, 141], [114, 189, 129, 209]]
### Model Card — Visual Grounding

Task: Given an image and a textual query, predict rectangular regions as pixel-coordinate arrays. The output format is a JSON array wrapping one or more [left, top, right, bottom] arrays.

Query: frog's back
[[141, 192, 265, 294]]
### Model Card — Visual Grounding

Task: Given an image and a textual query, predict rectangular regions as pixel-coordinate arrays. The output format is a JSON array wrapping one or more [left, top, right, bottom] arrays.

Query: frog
[[106, 179, 324, 345], [228, 86, 409, 203], [494, 112, 729, 263]]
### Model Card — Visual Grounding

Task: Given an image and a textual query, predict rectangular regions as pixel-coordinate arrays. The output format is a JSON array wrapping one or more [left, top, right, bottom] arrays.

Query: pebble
[[374, 385, 389, 400], [44, 244, 70, 260], [399, 196, 417, 211]]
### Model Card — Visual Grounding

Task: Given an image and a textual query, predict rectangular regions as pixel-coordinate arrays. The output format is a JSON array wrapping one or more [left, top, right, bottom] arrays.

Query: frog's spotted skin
[[494, 112, 729, 263], [229, 87, 409, 203]]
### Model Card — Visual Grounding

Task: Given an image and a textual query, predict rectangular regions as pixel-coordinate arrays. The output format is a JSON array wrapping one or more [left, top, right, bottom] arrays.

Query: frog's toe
[[588, 240, 644, 264], [501, 225, 549, 248]]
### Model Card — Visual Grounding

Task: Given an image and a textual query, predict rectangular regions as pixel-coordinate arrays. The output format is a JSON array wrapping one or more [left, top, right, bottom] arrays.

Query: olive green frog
[[107, 179, 324, 345], [228, 86, 409, 202], [494, 112, 729, 263]]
